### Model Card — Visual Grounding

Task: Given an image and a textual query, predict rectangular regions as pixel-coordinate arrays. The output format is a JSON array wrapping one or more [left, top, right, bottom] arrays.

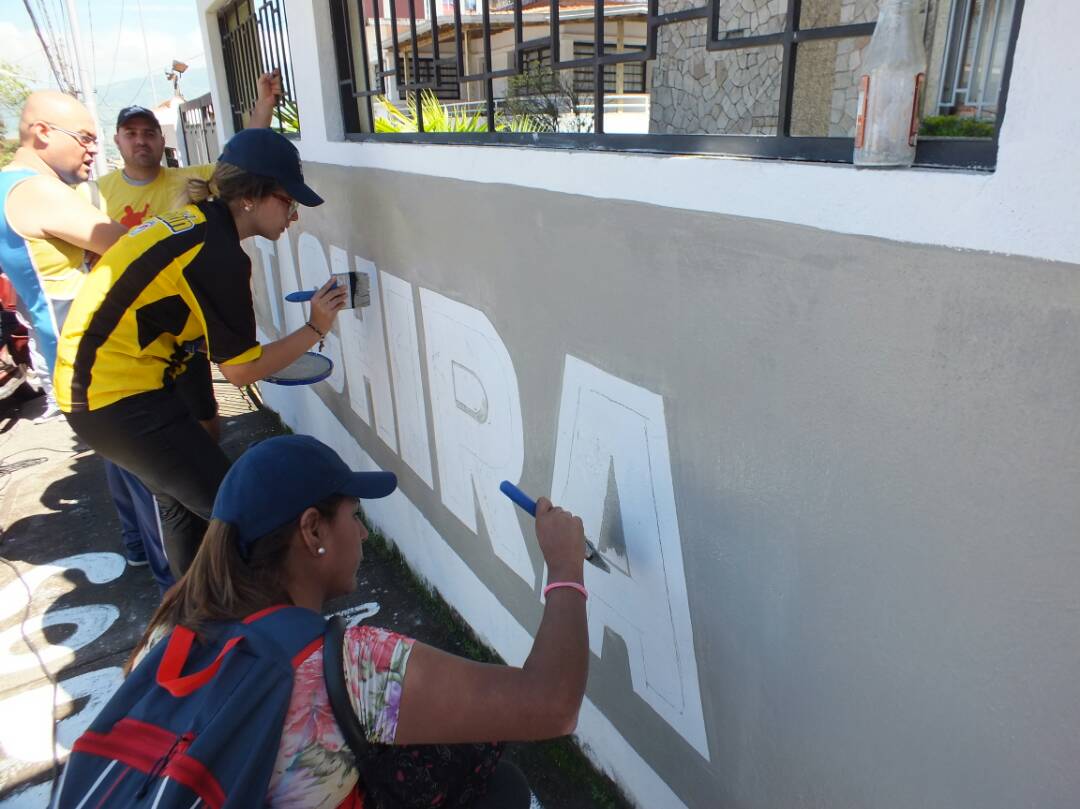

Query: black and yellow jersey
[[54, 200, 262, 412]]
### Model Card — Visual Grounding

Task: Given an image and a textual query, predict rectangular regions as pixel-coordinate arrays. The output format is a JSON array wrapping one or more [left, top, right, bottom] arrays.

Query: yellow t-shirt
[[55, 200, 262, 412], [98, 164, 215, 229]]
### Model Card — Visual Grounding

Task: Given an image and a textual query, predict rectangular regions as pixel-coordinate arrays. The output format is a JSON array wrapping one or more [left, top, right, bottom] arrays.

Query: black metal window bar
[[329, 0, 1025, 168], [416, 57, 463, 99], [219, 0, 300, 134], [572, 42, 647, 94], [936, 0, 1016, 119]]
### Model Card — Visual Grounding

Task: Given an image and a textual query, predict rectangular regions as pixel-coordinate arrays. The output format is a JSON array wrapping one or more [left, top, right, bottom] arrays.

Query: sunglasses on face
[[269, 192, 299, 217], [43, 122, 98, 148]]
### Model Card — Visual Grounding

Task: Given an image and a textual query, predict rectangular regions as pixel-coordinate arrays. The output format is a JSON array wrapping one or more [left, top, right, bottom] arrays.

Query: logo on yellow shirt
[[158, 210, 199, 234], [120, 203, 151, 228]]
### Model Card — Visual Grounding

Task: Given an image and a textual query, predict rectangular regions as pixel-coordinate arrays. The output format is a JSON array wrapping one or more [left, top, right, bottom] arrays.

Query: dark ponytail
[[127, 494, 349, 671]]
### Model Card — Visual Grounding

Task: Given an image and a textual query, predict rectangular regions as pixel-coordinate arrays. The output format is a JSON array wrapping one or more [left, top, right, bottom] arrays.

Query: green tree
[[374, 89, 539, 134], [504, 64, 592, 134], [1, 62, 33, 155]]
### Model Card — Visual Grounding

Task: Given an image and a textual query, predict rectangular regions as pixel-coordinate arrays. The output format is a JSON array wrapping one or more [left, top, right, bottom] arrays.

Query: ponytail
[[127, 493, 349, 672], [186, 161, 279, 206], [186, 176, 214, 204]]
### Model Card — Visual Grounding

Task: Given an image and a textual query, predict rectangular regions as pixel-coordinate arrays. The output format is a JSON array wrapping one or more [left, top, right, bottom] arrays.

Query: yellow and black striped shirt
[[55, 200, 262, 412]]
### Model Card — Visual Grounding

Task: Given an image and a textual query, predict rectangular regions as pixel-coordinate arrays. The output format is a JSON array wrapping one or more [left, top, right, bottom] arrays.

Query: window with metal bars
[[327, 0, 1025, 168], [573, 42, 647, 94], [935, 0, 1016, 120], [519, 46, 556, 93], [217, 0, 300, 135], [415, 58, 463, 99]]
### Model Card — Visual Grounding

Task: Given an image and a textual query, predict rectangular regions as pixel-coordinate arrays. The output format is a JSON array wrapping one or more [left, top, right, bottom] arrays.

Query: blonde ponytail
[[186, 161, 278, 207], [186, 176, 214, 204]]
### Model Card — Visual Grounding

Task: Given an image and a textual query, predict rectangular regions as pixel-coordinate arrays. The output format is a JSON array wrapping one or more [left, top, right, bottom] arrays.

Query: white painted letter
[[297, 233, 345, 393], [551, 355, 709, 758], [382, 272, 432, 486], [420, 289, 532, 583], [0, 667, 123, 766], [332, 250, 399, 453], [252, 236, 283, 333], [0, 553, 124, 622], [0, 607, 120, 675], [276, 229, 306, 337]]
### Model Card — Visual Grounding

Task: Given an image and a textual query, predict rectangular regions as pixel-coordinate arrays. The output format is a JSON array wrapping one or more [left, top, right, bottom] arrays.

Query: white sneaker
[[32, 400, 63, 424]]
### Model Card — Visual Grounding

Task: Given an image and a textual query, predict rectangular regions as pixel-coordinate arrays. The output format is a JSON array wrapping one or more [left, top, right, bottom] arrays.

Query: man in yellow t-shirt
[[99, 71, 281, 230], [97, 70, 282, 441]]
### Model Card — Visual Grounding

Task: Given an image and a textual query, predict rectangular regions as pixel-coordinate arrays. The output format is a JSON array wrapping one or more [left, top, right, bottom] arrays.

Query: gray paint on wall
[[254, 162, 1080, 809]]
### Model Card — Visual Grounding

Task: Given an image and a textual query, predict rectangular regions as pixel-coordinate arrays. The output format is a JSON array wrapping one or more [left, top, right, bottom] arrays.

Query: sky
[[1, 0, 210, 151]]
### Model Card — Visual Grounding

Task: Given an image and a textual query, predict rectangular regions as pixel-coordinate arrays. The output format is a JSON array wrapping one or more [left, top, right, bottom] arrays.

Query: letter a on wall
[[551, 355, 710, 758]]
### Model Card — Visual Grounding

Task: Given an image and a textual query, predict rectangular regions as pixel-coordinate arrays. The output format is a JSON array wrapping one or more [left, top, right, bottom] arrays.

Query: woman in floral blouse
[[128, 434, 590, 808]]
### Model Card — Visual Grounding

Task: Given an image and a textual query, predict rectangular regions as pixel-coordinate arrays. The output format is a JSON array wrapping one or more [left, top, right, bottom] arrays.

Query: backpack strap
[[157, 605, 324, 697], [157, 626, 246, 697], [323, 615, 373, 763]]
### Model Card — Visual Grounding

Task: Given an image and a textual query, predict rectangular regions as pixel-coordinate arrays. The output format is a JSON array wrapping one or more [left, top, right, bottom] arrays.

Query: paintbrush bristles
[[333, 270, 371, 308]]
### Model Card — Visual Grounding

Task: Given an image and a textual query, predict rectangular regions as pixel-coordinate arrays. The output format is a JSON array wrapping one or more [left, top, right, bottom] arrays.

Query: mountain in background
[[95, 65, 211, 162], [1, 65, 211, 164]]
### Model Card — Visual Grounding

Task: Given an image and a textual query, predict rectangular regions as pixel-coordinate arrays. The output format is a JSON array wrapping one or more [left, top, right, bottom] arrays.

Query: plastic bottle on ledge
[[853, 0, 928, 168]]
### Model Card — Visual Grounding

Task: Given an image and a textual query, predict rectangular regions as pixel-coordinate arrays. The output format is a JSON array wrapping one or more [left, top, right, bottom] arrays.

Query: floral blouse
[[267, 624, 415, 808]]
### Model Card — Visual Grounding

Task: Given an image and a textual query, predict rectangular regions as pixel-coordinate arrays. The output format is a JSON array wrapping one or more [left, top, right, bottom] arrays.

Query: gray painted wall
[[253, 162, 1080, 809]]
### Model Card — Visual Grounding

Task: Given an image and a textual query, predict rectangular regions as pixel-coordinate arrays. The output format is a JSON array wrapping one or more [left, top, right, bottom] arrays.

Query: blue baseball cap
[[212, 435, 396, 551], [217, 128, 323, 207], [116, 105, 160, 130]]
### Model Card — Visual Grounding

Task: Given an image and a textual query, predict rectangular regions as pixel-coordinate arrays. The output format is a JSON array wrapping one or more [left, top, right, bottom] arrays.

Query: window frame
[[218, 0, 301, 135], [329, 0, 1027, 170]]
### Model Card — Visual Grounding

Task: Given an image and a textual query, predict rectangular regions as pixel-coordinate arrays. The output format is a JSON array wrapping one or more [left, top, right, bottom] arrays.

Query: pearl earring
[[243, 204, 253, 212], [317, 547, 326, 556]]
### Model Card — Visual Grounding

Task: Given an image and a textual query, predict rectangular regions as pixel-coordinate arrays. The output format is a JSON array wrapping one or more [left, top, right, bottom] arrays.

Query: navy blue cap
[[116, 105, 160, 130], [217, 128, 323, 207], [212, 435, 396, 551]]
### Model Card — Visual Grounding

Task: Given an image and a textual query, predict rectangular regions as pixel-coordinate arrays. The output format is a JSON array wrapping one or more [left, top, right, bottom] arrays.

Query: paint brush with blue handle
[[285, 270, 370, 308], [499, 480, 610, 572]]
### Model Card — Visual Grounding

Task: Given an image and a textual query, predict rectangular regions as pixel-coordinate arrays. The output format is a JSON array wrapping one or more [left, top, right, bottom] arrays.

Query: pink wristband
[[543, 581, 588, 600]]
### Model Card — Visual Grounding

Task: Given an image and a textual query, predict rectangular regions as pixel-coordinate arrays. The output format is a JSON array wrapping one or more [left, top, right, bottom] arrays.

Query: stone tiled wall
[[650, 0, 882, 136]]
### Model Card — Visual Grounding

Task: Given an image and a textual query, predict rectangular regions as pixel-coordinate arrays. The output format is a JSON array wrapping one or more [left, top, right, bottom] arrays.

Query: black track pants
[[65, 388, 230, 577]]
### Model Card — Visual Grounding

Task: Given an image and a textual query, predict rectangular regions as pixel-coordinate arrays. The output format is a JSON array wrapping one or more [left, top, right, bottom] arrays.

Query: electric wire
[[97, 0, 126, 106], [133, 0, 161, 105], [19, 0, 68, 92], [85, 0, 98, 92]]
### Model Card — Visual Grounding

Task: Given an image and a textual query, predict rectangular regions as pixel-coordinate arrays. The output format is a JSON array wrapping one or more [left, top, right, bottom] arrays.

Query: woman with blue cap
[[125, 434, 590, 808], [53, 128, 347, 577]]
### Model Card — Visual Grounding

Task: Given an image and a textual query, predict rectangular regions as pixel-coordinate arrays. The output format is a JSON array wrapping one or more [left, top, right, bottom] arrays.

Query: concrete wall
[[196, 0, 1080, 805]]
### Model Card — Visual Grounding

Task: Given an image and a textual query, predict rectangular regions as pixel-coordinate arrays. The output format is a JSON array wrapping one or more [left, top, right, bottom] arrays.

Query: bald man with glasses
[[0, 91, 127, 419]]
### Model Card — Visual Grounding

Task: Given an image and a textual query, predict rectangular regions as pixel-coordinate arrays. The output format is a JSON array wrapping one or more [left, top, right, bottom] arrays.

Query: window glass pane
[[800, 0, 880, 28], [715, 0, 789, 41], [504, 52, 595, 133], [790, 36, 871, 137], [650, 41, 782, 135], [573, 43, 648, 95], [924, 0, 1011, 137]]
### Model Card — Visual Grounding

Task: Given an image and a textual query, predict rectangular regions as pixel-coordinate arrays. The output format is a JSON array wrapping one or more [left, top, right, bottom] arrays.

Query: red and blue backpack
[[52, 605, 326, 809]]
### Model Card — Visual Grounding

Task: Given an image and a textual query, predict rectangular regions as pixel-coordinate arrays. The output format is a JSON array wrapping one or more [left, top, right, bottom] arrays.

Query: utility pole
[[62, 0, 107, 177], [21, 0, 76, 94]]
